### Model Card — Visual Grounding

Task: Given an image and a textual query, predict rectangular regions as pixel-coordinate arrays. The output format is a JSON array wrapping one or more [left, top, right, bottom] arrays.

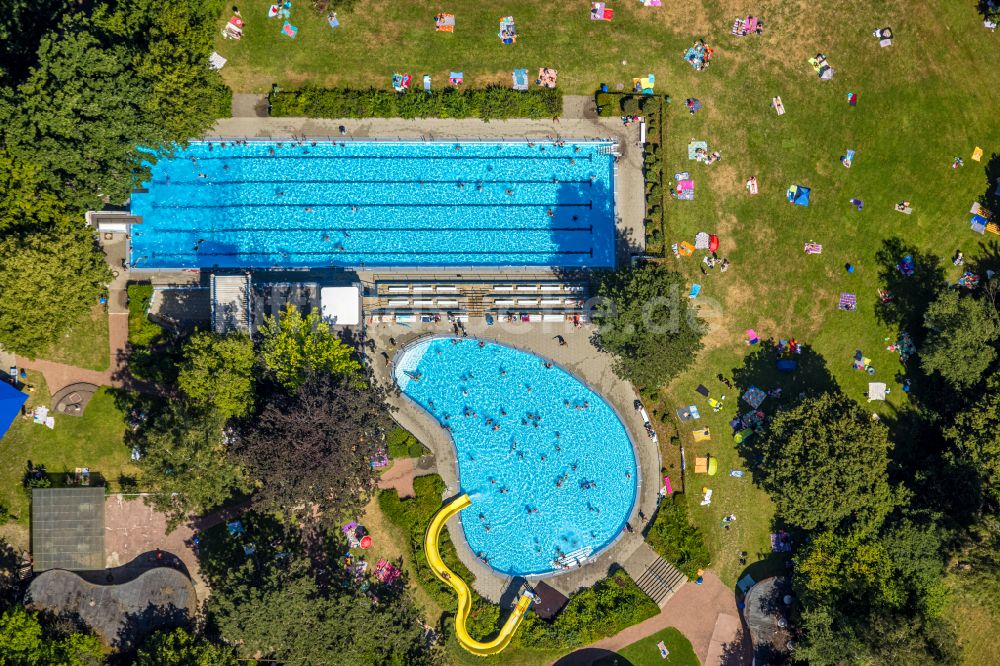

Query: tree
[[208, 559, 435, 666], [920, 289, 999, 391], [232, 374, 391, 522], [259, 305, 361, 390], [944, 370, 1000, 510], [177, 331, 256, 421], [0, 225, 111, 356], [135, 627, 237, 666], [0, 606, 103, 665], [747, 392, 898, 534], [0, 151, 68, 233], [591, 263, 705, 388], [133, 401, 250, 527]]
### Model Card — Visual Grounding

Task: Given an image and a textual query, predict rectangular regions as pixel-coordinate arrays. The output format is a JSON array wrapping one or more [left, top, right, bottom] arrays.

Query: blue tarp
[[787, 185, 811, 206], [0, 381, 27, 439], [777, 358, 797, 372]]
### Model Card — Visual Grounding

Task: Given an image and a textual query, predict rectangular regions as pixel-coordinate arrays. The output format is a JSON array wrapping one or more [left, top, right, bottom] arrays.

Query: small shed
[[531, 581, 569, 621], [31, 487, 106, 571]]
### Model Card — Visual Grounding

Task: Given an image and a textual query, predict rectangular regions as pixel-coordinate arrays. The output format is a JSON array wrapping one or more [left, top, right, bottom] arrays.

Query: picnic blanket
[[746, 329, 759, 345], [590, 2, 613, 20], [746, 176, 759, 194], [804, 242, 823, 254], [435, 13, 455, 31], [683, 40, 713, 70], [449, 71, 463, 85], [222, 15, 243, 40], [838, 292, 857, 311], [281, 20, 297, 38], [868, 382, 887, 401], [537, 68, 558, 88], [674, 180, 695, 200], [689, 284, 702, 299], [688, 140, 709, 160], [642, 0, 662, 5], [742, 386, 766, 409], [771, 96, 785, 115], [898, 255, 915, 276], [632, 74, 655, 94], [675, 405, 701, 421], [327, 12, 339, 29], [694, 231, 710, 249]]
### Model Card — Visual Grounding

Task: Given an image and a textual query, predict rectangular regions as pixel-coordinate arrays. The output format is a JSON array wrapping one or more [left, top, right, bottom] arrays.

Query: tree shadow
[[980, 151, 1000, 209], [113, 601, 192, 651], [873, 237, 945, 335], [730, 339, 838, 409], [194, 511, 301, 591]]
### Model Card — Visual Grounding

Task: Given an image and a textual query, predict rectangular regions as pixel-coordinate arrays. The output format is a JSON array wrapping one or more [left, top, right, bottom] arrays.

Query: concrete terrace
[[367, 316, 662, 603]]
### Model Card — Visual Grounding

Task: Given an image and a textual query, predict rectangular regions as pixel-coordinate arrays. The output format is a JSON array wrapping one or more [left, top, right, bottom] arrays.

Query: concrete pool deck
[[210, 101, 646, 259], [368, 317, 661, 603]]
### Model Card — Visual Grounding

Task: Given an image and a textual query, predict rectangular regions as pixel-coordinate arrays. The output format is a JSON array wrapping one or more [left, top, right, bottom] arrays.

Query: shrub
[[621, 96, 642, 116], [271, 86, 562, 121], [377, 476, 497, 640], [126, 283, 163, 346], [646, 493, 711, 578], [595, 92, 618, 116], [515, 570, 658, 649], [386, 427, 425, 458]]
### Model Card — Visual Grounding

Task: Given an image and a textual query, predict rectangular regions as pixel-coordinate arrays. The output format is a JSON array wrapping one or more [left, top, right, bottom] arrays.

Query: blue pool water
[[129, 140, 616, 270], [394, 337, 637, 577]]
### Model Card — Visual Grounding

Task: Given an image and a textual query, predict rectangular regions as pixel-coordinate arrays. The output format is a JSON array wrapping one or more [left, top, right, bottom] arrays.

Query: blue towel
[[689, 284, 702, 299]]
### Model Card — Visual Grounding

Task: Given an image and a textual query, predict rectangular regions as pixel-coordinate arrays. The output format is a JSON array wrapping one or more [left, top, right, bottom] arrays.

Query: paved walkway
[[557, 571, 750, 666], [377, 457, 417, 498]]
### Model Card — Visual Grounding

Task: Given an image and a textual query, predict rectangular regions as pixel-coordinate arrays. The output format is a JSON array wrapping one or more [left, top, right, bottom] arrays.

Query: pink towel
[[663, 476, 673, 495]]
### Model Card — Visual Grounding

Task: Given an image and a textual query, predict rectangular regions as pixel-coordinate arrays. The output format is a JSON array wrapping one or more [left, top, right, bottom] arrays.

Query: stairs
[[211, 273, 251, 334], [634, 555, 688, 607], [465, 287, 489, 317]]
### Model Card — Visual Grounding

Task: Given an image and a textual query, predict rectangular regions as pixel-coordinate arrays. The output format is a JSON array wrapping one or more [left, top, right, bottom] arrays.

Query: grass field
[[37, 304, 109, 371], [0, 372, 135, 549], [594, 627, 699, 666], [212, 0, 1000, 659]]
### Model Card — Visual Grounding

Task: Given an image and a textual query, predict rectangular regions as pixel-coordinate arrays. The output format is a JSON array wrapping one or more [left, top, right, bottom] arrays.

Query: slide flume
[[423, 493, 534, 656]]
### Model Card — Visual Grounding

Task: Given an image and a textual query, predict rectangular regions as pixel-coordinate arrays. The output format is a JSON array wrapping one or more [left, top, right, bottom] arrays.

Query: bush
[[646, 494, 711, 578], [377, 476, 498, 640], [386, 427, 426, 458], [515, 570, 658, 649], [595, 92, 619, 117], [126, 283, 163, 346], [271, 86, 562, 121]]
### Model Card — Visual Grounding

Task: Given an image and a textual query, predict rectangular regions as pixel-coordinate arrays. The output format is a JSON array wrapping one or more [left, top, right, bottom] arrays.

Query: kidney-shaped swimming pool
[[394, 337, 637, 577]]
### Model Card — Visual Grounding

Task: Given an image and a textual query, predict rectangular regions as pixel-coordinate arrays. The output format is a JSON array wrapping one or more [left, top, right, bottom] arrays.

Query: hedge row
[[270, 86, 563, 120]]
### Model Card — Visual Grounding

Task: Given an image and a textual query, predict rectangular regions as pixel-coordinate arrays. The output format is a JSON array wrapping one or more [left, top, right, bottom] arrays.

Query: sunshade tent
[[787, 185, 811, 206], [0, 380, 27, 440]]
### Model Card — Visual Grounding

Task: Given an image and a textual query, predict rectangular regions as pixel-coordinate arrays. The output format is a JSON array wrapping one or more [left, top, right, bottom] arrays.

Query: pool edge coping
[[388, 332, 643, 583]]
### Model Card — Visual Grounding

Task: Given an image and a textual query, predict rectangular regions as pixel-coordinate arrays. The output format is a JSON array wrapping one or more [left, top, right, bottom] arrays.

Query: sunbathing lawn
[[594, 627, 699, 666], [214, 0, 1000, 650], [37, 303, 109, 372], [0, 371, 135, 549]]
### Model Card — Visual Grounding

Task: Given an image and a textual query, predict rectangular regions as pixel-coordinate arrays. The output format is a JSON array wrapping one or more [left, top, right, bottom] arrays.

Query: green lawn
[[38, 303, 109, 371], [212, 0, 1000, 651], [595, 627, 699, 666], [0, 372, 135, 547]]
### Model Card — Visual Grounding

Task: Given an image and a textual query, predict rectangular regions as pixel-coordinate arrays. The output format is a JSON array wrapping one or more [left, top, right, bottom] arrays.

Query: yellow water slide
[[423, 493, 534, 656]]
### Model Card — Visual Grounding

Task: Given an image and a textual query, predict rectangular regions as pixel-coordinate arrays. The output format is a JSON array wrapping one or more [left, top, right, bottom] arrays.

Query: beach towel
[[591, 2, 613, 20], [732, 17, 746, 36], [268, 5, 279, 17], [658, 641, 669, 658], [643, 0, 662, 5], [327, 12, 339, 28], [208, 52, 227, 70], [868, 382, 887, 401], [282, 21, 297, 38], [423, 75, 431, 92], [435, 13, 455, 32], [771, 96, 785, 115], [700, 488, 713, 506], [222, 15, 244, 40], [449, 71, 463, 85], [512, 68, 528, 90], [847, 92, 858, 106], [663, 475, 673, 495], [746, 176, 759, 194], [746, 329, 759, 345], [694, 231, 710, 249], [675, 181, 695, 200], [695, 384, 710, 397], [693, 428, 711, 442], [730, 470, 745, 478], [804, 242, 823, 254], [537, 68, 559, 89], [689, 284, 702, 299], [675, 405, 700, 421], [677, 241, 695, 256], [839, 293, 858, 311], [972, 147, 984, 161], [499, 16, 516, 43]]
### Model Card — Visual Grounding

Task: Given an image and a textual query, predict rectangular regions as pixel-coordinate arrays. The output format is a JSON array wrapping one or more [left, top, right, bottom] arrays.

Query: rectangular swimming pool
[[129, 140, 617, 270]]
